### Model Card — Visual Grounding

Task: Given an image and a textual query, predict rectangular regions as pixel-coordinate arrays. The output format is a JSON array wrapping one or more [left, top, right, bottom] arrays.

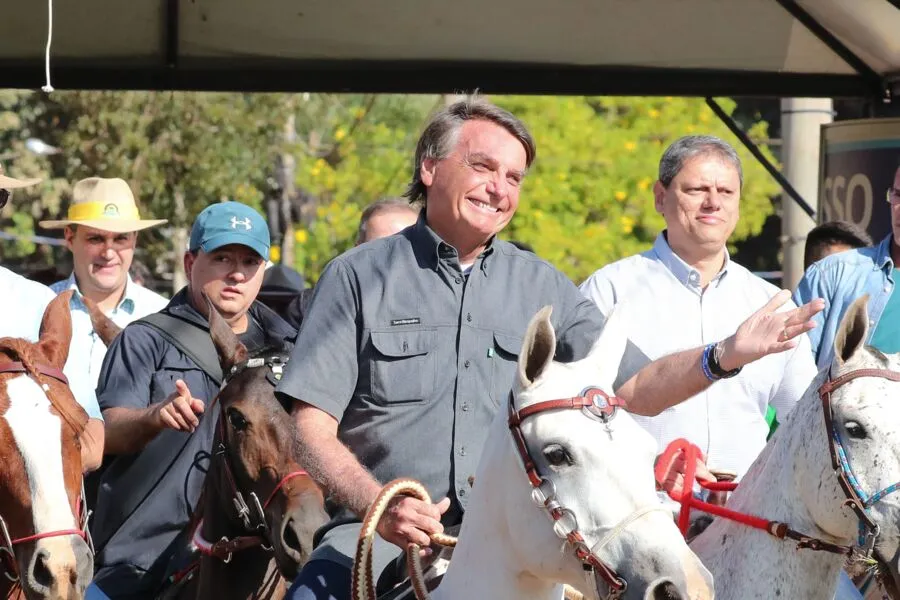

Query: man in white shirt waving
[[580, 135, 817, 485]]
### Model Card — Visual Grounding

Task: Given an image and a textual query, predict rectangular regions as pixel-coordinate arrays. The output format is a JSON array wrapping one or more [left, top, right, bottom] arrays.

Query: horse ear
[[81, 296, 123, 347], [37, 291, 73, 369], [204, 294, 249, 371], [833, 294, 870, 367], [579, 303, 629, 389], [517, 306, 557, 389]]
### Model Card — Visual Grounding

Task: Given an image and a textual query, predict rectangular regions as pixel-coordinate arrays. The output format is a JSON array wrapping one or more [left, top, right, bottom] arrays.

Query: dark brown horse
[[160, 301, 328, 600], [0, 292, 93, 599]]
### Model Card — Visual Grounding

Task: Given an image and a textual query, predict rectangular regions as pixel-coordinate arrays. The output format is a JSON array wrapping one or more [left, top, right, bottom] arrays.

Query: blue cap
[[189, 202, 270, 258]]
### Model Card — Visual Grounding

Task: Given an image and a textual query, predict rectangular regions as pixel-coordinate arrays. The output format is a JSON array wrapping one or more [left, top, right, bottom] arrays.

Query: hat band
[[68, 201, 140, 222]]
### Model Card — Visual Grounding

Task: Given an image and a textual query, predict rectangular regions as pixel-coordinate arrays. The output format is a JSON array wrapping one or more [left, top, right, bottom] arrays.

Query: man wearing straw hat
[[0, 166, 104, 472], [40, 177, 169, 388]]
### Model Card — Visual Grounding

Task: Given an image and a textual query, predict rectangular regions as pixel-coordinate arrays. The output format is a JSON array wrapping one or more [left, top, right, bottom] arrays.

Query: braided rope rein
[[353, 478, 587, 600]]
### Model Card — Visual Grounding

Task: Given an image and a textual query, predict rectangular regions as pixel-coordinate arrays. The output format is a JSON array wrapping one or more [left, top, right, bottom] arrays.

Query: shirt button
[[466, 313, 472, 322], [464, 360, 471, 368], [885, 285, 891, 292], [462, 402, 469, 411], [459, 488, 466, 497], [455, 277, 462, 284], [459, 447, 467, 456]]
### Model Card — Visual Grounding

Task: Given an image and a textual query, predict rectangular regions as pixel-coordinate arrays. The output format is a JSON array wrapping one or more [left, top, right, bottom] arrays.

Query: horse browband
[[0, 361, 68, 386]]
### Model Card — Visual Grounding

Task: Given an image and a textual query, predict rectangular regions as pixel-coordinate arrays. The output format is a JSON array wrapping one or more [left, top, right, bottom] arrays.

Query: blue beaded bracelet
[[701, 343, 720, 382]]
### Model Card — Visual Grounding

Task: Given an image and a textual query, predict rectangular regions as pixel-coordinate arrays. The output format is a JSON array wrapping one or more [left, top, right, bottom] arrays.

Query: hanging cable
[[41, 0, 55, 93]]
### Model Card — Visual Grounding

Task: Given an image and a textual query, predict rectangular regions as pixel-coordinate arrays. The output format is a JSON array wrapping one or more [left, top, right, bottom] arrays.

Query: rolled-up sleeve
[[96, 324, 164, 412], [277, 259, 360, 421]]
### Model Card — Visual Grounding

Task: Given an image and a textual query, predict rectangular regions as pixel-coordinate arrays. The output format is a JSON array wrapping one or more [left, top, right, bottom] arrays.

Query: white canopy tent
[[1, 0, 899, 97]]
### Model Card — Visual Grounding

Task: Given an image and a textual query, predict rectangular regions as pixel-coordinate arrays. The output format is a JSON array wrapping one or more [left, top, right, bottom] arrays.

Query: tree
[[0, 90, 288, 291], [492, 96, 779, 283]]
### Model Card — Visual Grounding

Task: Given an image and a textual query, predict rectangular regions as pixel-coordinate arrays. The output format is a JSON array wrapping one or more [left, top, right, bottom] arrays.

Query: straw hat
[[39, 177, 167, 233], [0, 164, 41, 189]]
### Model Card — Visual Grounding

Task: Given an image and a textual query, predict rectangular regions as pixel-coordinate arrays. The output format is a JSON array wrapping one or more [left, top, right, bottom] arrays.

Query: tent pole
[[773, 0, 887, 101], [704, 97, 815, 218]]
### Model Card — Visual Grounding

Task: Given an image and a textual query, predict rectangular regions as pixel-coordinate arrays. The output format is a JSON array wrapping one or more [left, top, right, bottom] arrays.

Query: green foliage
[[493, 96, 779, 283], [1, 92, 778, 288]]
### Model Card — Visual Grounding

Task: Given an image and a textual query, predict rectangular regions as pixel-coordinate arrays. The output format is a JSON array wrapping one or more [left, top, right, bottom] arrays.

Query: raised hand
[[719, 290, 825, 371], [152, 379, 205, 432]]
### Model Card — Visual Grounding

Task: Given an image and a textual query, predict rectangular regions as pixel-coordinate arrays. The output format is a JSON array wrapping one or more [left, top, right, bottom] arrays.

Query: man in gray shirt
[[277, 98, 824, 600]]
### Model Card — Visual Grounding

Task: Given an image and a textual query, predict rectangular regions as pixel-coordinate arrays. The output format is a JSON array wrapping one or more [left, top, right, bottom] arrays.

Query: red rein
[[655, 438, 767, 536]]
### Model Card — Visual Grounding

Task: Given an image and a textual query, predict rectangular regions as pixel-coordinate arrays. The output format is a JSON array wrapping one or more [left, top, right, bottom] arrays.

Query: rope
[[41, 0, 54, 93], [352, 479, 456, 600]]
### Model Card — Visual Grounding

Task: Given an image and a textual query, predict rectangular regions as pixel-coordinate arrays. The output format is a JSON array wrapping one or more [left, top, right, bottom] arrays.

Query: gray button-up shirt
[[278, 215, 647, 552]]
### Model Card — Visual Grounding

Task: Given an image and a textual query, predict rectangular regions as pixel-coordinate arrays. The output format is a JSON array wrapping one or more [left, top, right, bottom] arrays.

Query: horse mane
[[0, 337, 89, 436]]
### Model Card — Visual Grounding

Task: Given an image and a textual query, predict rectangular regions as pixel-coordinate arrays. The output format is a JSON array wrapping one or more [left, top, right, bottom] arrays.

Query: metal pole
[[780, 98, 834, 290]]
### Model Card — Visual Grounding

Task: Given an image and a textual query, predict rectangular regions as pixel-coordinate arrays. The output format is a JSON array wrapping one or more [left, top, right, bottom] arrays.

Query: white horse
[[356, 305, 713, 600], [691, 295, 900, 599]]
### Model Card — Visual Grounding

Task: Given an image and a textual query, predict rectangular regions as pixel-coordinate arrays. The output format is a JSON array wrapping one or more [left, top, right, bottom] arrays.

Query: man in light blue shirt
[[40, 177, 169, 388], [794, 165, 900, 370], [0, 167, 104, 472]]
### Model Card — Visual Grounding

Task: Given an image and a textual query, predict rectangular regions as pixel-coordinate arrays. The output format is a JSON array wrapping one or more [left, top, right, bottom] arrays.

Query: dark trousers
[[284, 560, 351, 600]]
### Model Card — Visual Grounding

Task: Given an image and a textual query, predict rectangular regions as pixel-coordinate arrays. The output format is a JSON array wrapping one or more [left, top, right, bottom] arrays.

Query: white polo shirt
[[580, 233, 817, 479]]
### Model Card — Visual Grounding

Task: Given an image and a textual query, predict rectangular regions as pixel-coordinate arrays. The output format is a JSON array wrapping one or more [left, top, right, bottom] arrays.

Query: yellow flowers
[[310, 158, 327, 177], [334, 128, 347, 141], [614, 191, 627, 202], [620, 216, 635, 234], [624, 141, 637, 152], [269, 245, 282, 262], [648, 109, 660, 119], [294, 229, 309, 243], [637, 177, 652, 191]]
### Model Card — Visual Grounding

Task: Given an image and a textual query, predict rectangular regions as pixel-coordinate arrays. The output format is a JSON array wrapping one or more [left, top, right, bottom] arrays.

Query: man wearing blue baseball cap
[[86, 202, 296, 600]]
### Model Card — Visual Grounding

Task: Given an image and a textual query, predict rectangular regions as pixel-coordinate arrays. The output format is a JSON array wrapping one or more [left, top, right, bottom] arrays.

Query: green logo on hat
[[103, 203, 120, 217]]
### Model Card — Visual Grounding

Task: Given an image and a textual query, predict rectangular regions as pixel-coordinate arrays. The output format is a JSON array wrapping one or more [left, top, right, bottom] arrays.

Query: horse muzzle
[[21, 535, 92, 600]]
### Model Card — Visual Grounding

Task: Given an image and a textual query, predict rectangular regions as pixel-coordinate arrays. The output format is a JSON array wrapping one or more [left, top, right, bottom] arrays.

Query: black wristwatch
[[707, 341, 742, 379]]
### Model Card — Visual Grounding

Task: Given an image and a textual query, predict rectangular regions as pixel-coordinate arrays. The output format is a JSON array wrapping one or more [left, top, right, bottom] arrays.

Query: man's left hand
[[719, 290, 824, 371]]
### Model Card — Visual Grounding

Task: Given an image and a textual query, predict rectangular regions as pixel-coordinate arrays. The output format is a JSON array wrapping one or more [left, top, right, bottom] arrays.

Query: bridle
[[192, 354, 309, 563], [0, 358, 90, 583], [819, 367, 900, 556], [508, 387, 670, 600]]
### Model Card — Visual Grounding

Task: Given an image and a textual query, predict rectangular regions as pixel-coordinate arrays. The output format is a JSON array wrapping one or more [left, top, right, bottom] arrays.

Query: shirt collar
[[64, 272, 137, 314], [651, 232, 730, 290], [409, 210, 495, 272], [875, 234, 895, 271]]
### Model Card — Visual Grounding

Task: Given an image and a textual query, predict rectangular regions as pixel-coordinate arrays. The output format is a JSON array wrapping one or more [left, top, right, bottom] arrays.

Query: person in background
[[355, 198, 420, 245], [795, 165, 900, 371], [803, 220, 872, 271], [39, 177, 169, 388], [0, 165, 103, 472]]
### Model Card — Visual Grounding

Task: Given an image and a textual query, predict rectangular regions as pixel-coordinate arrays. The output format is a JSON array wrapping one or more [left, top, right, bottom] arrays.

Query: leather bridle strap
[[508, 389, 629, 596], [0, 361, 68, 386], [819, 367, 900, 550]]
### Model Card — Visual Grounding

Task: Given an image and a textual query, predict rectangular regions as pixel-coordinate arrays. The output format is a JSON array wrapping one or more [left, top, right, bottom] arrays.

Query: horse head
[[206, 299, 327, 579], [503, 305, 713, 600], [0, 291, 92, 599], [795, 295, 900, 597]]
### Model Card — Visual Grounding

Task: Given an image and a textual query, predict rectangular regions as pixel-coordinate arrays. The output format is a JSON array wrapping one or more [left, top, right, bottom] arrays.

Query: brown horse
[[0, 292, 93, 599], [156, 301, 328, 600]]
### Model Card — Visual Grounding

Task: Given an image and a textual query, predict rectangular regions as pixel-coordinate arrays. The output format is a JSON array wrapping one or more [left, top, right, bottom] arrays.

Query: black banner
[[819, 118, 898, 242]]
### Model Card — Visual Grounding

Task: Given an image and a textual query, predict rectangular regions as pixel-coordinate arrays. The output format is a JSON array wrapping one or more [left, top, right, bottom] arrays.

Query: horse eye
[[542, 444, 574, 467], [844, 421, 867, 440], [227, 408, 249, 431]]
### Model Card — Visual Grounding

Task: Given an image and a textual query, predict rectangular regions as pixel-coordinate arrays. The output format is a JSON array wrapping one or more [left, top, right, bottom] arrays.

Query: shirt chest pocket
[[490, 332, 523, 409], [368, 329, 437, 405]]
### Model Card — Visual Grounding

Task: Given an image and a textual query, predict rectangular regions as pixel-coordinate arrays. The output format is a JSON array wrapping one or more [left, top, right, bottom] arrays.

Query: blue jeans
[[284, 560, 351, 600], [834, 571, 863, 600], [85, 583, 112, 600]]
